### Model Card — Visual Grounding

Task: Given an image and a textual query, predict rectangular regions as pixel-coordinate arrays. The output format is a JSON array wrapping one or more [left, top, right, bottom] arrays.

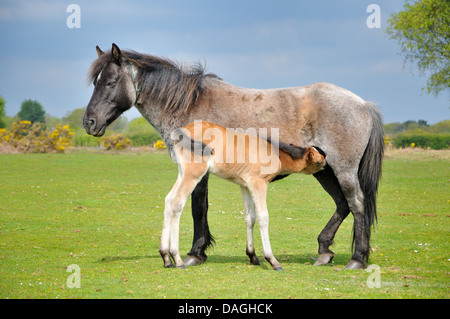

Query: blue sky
[[0, 0, 448, 124]]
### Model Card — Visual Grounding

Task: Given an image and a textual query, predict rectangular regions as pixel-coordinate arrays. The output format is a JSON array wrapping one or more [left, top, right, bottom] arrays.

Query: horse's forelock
[[88, 53, 113, 85]]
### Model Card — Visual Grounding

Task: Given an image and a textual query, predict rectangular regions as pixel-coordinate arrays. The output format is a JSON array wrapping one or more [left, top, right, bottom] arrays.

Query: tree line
[[0, 97, 161, 147], [1, 96, 448, 150]]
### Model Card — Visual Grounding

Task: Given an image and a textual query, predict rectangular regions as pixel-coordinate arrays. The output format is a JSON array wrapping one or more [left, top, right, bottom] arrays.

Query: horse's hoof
[[177, 265, 187, 270], [183, 255, 204, 266], [313, 253, 334, 266], [250, 256, 261, 266], [274, 266, 284, 271], [164, 264, 175, 268], [343, 259, 366, 270]]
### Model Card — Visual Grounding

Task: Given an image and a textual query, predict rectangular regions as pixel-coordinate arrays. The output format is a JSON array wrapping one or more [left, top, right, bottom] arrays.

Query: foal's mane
[[266, 137, 308, 160], [88, 50, 220, 116]]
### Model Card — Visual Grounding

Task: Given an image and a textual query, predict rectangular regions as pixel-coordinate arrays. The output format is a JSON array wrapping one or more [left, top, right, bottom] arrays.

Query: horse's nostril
[[88, 118, 96, 128]]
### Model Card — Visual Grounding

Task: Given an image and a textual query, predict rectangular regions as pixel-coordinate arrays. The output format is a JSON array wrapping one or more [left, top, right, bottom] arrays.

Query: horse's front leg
[[184, 172, 214, 266]]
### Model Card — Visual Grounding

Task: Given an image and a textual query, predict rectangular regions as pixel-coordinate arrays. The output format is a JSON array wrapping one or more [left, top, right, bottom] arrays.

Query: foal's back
[[177, 121, 281, 186], [174, 121, 325, 187]]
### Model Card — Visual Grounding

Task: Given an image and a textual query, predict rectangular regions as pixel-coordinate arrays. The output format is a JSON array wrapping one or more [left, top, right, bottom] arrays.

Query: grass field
[[0, 148, 448, 299]]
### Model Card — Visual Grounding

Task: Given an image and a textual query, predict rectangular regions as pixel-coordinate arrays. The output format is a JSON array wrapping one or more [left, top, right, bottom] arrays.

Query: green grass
[[0, 149, 448, 299]]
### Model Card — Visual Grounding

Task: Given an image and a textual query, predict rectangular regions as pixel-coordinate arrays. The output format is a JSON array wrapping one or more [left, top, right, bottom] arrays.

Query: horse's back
[[200, 79, 377, 166]]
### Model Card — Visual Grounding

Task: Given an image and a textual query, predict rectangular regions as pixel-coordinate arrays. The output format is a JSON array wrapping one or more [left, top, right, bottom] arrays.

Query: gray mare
[[84, 44, 384, 269]]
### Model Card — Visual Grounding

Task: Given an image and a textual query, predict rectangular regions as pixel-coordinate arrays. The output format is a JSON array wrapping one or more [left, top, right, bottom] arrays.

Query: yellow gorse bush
[[0, 121, 74, 153], [50, 124, 75, 153], [155, 139, 167, 149], [100, 133, 132, 150]]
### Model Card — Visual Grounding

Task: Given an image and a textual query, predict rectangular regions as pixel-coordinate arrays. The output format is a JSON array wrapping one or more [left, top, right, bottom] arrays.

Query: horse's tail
[[357, 103, 384, 261], [172, 127, 214, 157]]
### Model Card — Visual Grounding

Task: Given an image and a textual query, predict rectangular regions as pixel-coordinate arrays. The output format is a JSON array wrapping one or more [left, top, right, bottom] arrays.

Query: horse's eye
[[107, 80, 116, 87]]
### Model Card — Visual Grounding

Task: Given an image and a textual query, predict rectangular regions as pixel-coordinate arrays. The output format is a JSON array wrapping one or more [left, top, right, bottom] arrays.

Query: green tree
[[62, 107, 86, 131], [386, 0, 450, 96], [0, 95, 5, 128], [18, 99, 46, 124], [45, 114, 62, 130]]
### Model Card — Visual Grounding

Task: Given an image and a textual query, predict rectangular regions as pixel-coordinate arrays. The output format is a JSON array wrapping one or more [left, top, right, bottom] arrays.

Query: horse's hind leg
[[336, 170, 368, 269], [313, 165, 350, 266], [240, 186, 260, 266]]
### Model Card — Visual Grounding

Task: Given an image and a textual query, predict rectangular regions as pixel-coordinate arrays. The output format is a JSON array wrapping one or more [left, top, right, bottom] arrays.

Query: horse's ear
[[96, 45, 104, 57], [111, 43, 122, 65]]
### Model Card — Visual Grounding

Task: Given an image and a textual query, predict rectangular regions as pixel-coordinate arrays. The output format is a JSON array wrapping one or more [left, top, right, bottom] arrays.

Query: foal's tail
[[358, 103, 384, 260], [171, 127, 214, 156]]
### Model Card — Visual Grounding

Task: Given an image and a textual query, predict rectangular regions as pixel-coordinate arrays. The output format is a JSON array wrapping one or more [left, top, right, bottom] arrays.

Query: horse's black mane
[[88, 50, 221, 115]]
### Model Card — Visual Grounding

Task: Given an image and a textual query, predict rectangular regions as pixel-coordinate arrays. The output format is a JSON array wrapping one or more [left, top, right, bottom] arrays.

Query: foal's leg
[[249, 182, 282, 271], [160, 175, 182, 268], [240, 186, 260, 265], [167, 173, 206, 269], [313, 165, 350, 266]]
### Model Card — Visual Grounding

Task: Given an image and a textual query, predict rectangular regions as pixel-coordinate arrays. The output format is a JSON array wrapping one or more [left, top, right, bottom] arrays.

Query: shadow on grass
[[204, 252, 354, 268], [95, 252, 354, 268], [96, 255, 157, 263]]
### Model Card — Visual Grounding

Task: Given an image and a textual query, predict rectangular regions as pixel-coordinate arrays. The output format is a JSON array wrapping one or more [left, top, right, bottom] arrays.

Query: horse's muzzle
[[84, 117, 106, 136]]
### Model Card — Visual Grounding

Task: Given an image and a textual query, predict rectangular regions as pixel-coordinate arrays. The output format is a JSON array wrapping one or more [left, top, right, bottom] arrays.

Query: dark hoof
[[177, 265, 187, 270], [313, 253, 334, 266], [249, 256, 261, 266], [343, 259, 366, 270], [164, 264, 175, 268], [183, 255, 204, 266], [274, 266, 284, 271]]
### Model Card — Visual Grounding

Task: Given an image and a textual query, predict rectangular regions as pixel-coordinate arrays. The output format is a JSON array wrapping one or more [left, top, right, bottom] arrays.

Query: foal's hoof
[[313, 253, 334, 266], [183, 255, 204, 267], [274, 266, 284, 271], [177, 265, 187, 270], [343, 259, 366, 270]]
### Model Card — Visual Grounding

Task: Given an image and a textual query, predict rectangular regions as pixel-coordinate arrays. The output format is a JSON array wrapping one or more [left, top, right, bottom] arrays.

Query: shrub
[[0, 121, 74, 153], [155, 139, 167, 150], [392, 133, 450, 150], [100, 133, 132, 150], [72, 130, 101, 147], [128, 132, 160, 146]]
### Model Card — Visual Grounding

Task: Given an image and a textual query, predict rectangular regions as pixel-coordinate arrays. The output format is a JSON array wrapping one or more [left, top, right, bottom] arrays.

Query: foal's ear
[[307, 149, 314, 162], [111, 43, 122, 65], [306, 147, 318, 163], [96, 45, 104, 57]]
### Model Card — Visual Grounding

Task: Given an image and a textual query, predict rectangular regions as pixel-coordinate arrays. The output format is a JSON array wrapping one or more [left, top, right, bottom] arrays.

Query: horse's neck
[[135, 78, 271, 153], [135, 78, 229, 141]]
